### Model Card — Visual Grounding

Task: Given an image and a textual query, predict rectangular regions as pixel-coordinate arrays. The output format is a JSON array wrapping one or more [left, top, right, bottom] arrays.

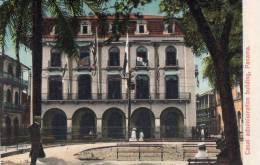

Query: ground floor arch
[[102, 108, 126, 139], [131, 108, 155, 139], [72, 108, 96, 139], [13, 117, 19, 140], [43, 108, 67, 140], [160, 107, 184, 138], [5, 116, 12, 144]]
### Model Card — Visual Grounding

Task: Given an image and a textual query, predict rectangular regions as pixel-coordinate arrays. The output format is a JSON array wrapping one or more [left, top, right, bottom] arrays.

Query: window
[[135, 75, 150, 99], [78, 75, 92, 99], [108, 47, 120, 66], [15, 92, 19, 105], [48, 76, 63, 100], [164, 23, 175, 34], [15, 66, 21, 77], [50, 48, 61, 67], [135, 20, 149, 34], [139, 25, 144, 33], [165, 75, 178, 99], [81, 21, 92, 34], [107, 75, 121, 99], [6, 89, 12, 103], [79, 47, 90, 66], [8, 64, 13, 76], [166, 46, 177, 66], [136, 47, 148, 66]]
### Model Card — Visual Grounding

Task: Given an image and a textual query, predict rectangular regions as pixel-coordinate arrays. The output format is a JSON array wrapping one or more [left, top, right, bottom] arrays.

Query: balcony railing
[[1, 102, 27, 112], [42, 92, 191, 102], [0, 71, 28, 88]]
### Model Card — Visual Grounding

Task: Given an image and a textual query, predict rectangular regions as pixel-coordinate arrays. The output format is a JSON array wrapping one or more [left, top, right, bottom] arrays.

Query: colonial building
[[196, 85, 243, 137], [0, 54, 30, 144], [215, 85, 242, 137], [41, 15, 196, 140], [196, 90, 218, 134]]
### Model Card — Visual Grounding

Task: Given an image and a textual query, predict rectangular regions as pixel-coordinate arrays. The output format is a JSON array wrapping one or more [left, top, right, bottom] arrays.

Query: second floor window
[[78, 75, 92, 99], [50, 48, 61, 67], [107, 75, 121, 99], [6, 89, 12, 103], [79, 47, 90, 66], [165, 75, 178, 99], [166, 46, 177, 66], [136, 46, 148, 66], [15, 92, 19, 105], [8, 64, 13, 76], [48, 76, 63, 100], [108, 47, 120, 66], [135, 75, 149, 99]]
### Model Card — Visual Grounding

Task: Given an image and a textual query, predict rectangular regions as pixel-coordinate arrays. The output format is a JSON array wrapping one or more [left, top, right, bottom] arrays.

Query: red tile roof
[[42, 15, 183, 38]]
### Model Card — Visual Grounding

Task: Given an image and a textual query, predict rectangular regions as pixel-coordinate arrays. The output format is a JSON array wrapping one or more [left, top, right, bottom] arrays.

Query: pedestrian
[[200, 127, 205, 141], [139, 130, 144, 142], [29, 121, 43, 165]]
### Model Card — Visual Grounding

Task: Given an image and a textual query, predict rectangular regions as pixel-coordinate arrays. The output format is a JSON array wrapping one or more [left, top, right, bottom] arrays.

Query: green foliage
[[160, 0, 242, 57]]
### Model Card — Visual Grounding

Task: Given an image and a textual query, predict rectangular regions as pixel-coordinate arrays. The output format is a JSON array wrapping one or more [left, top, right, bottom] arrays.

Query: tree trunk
[[214, 49, 242, 165], [32, 0, 42, 117]]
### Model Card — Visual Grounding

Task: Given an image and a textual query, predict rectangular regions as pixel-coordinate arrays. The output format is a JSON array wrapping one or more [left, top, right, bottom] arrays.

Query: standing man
[[29, 121, 41, 165]]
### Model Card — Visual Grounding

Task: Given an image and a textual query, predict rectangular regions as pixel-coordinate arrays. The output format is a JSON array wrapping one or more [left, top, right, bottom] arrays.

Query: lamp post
[[122, 70, 134, 140]]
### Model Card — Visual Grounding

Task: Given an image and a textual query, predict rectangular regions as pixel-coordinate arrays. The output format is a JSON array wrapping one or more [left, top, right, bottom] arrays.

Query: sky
[[2, 0, 211, 94]]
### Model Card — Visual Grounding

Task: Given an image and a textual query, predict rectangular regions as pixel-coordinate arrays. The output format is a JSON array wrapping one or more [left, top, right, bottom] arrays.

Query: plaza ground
[[1, 142, 192, 165], [1, 141, 243, 165]]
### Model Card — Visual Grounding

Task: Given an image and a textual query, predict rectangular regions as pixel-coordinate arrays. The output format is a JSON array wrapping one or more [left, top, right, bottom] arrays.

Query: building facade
[[215, 85, 242, 137], [196, 85, 243, 137], [41, 15, 196, 140], [0, 54, 30, 144], [196, 90, 218, 135]]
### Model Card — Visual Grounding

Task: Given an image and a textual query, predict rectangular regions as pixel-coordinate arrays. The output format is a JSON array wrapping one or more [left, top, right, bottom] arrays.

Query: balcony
[[42, 92, 191, 103], [47, 61, 63, 71], [164, 60, 179, 70], [0, 71, 28, 89], [1, 102, 27, 112]]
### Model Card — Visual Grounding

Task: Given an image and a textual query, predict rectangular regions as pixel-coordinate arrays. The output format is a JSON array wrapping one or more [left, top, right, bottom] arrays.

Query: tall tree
[[160, 0, 242, 164]]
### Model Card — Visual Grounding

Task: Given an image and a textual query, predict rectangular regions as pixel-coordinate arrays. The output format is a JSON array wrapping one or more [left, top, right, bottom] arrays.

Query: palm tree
[[202, 53, 242, 91], [0, 0, 106, 119]]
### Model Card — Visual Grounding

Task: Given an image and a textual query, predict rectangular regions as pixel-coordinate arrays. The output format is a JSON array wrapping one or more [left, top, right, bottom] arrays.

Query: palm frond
[[45, 0, 79, 58]]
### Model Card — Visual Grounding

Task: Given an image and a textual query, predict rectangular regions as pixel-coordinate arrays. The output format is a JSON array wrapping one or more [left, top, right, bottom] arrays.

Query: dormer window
[[135, 20, 149, 34], [51, 26, 57, 35], [164, 23, 175, 34], [108, 23, 112, 33], [81, 21, 92, 35], [139, 25, 144, 33]]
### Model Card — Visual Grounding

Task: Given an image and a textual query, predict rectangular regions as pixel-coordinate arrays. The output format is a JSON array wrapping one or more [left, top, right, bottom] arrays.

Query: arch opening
[[72, 108, 96, 139], [102, 108, 126, 139], [131, 108, 155, 139], [160, 108, 184, 138], [43, 109, 67, 140]]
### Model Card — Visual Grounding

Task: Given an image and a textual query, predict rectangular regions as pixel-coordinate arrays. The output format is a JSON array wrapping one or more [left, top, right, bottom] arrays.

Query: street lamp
[[121, 70, 135, 140]]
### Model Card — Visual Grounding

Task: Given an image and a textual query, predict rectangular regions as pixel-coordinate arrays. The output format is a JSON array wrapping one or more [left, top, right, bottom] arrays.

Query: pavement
[[0, 142, 190, 165]]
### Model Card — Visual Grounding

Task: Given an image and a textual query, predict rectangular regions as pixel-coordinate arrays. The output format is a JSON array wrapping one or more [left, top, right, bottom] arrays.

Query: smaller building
[[215, 85, 242, 138], [196, 90, 218, 135], [196, 85, 243, 138], [0, 53, 30, 144]]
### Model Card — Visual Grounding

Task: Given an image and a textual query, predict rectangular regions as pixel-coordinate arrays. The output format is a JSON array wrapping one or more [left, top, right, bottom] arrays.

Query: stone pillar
[[155, 118, 160, 139], [67, 118, 72, 140], [125, 118, 129, 139], [96, 118, 102, 138]]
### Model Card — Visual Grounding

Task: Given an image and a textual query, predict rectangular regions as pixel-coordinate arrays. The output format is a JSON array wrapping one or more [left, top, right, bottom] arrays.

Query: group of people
[[192, 127, 209, 140], [129, 128, 144, 142]]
